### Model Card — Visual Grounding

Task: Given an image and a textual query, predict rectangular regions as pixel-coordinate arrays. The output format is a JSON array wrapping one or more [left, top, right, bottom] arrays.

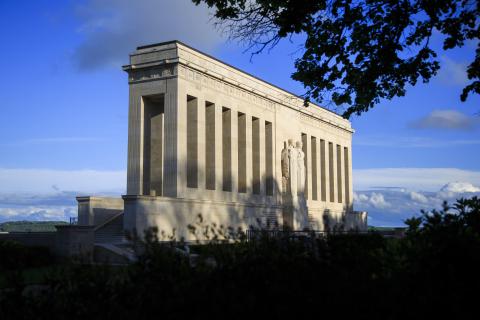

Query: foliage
[[1, 197, 479, 318], [401, 197, 480, 314], [192, 0, 479, 118], [0, 241, 53, 272]]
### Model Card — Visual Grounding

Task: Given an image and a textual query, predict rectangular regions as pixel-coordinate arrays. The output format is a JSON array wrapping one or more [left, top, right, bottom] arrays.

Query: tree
[[192, 0, 479, 118]]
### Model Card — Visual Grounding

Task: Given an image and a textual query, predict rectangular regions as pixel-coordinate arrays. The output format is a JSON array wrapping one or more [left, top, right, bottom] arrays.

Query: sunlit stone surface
[[78, 41, 367, 241]]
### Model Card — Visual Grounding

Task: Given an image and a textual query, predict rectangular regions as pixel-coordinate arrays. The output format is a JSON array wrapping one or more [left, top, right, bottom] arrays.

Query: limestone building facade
[[1, 41, 366, 261], [114, 40, 366, 239]]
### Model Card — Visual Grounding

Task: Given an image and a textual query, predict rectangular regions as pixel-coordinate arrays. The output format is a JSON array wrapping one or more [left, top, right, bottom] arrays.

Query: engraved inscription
[[178, 65, 275, 112], [129, 66, 175, 82]]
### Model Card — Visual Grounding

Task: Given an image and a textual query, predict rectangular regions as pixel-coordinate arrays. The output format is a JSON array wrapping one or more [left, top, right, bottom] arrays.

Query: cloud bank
[[0, 192, 78, 223], [1, 167, 479, 226], [0, 206, 77, 223], [353, 168, 480, 226], [0, 168, 125, 222], [73, 0, 223, 70], [354, 168, 480, 191], [0, 191, 118, 223], [355, 182, 480, 227]]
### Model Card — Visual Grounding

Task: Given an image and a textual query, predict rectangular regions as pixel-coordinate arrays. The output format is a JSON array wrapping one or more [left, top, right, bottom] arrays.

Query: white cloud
[[354, 168, 480, 192], [409, 110, 479, 130], [437, 55, 469, 86], [354, 181, 480, 227], [1, 166, 480, 226], [0, 190, 125, 223], [0, 171, 125, 222], [437, 181, 480, 198], [369, 192, 390, 208], [0, 206, 76, 223], [353, 192, 369, 202], [73, 0, 223, 70], [0, 168, 126, 193], [440, 181, 480, 193], [409, 191, 429, 203], [354, 192, 390, 209]]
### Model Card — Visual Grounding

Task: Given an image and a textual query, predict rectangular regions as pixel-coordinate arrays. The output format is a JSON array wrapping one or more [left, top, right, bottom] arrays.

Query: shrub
[[1, 197, 479, 319], [0, 241, 52, 271]]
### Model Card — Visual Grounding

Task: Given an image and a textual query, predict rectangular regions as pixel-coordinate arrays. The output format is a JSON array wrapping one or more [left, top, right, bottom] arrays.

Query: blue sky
[[0, 0, 479, 226]]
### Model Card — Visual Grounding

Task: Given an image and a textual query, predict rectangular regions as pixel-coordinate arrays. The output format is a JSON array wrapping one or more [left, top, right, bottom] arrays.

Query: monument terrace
[[58, 41, 366, 256]]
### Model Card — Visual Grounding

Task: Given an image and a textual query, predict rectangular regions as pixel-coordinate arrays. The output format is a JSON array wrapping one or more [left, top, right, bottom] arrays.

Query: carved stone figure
[[287, 139, 297, 199], [280, 139, 309, 230], [294, 141, 309, 230], [296, 141, 305, 195], [281, 141, 289, 193]]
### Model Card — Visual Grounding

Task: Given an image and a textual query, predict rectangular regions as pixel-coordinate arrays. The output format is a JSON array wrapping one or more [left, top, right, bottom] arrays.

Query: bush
[[1, 197, 479, 319], [0, 241, 52, 271]]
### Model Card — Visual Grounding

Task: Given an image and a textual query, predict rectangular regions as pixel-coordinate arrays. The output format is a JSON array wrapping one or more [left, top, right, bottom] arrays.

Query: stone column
[[274, 111, 284, 202], [336, 144, 343, 204], [197, 97, 206, 192], [311, 136, 318, 201], [329, 141, 337, 203], [215, 104, 223, 192], [205, 102, 216, 190], [273, 116, 282, 203], [176, 80, 187, 198], [317, 137, 322, 201], [231, 108, 239, 197], [259, 119, 266, 196], [237, 112, 247, 194], [320, 139, 327, 202], [246, 115, 253, 195], [163, 78, 179, 197], [222, 107, 233, 193], [303, 134, 312, 200], [126, 91, 143, 195], [345, 145, 353, 211], [126, 79, 167, 195]]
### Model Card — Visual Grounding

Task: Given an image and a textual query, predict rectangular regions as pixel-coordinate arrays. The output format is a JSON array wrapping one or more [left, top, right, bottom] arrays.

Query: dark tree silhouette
[[192, 0, 479, 118], [1, 197, 480, 318]]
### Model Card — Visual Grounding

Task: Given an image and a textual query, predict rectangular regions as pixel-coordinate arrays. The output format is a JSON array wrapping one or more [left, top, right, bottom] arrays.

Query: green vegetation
[[0, 197, 479, 318], [0, 241, 53, 271], [0, 240, 55, 289], [368, 226, 400, 231], [193, 0, 479, 117], [0, 221, 67, 232]]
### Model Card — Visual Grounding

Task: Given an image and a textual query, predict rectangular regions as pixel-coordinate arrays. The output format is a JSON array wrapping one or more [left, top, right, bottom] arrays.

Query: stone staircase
[[94, 243, 136, 264], [94, 212, 125, 244], [93, 212, 137, 264]]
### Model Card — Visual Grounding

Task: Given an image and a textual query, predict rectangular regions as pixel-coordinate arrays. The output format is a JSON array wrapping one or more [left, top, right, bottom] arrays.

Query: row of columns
[[182, 93, 275, 198], [130, 82, 351, 209], [301, 133, 352, 207]]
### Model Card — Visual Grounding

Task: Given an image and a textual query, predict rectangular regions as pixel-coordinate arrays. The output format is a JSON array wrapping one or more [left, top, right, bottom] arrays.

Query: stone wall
[[119, 40, 362, 235], [0, 232, 56, 249], [77, 196, 124, 226]]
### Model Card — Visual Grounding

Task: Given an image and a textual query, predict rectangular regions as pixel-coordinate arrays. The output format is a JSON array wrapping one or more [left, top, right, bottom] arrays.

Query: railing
[[246, 229, 360, 240], [69, 217, 78, 225]]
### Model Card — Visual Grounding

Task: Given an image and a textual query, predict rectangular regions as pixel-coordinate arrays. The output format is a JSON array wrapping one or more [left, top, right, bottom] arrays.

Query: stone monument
[[281, 139, 309, 230], [70, 40, 367, 243]]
